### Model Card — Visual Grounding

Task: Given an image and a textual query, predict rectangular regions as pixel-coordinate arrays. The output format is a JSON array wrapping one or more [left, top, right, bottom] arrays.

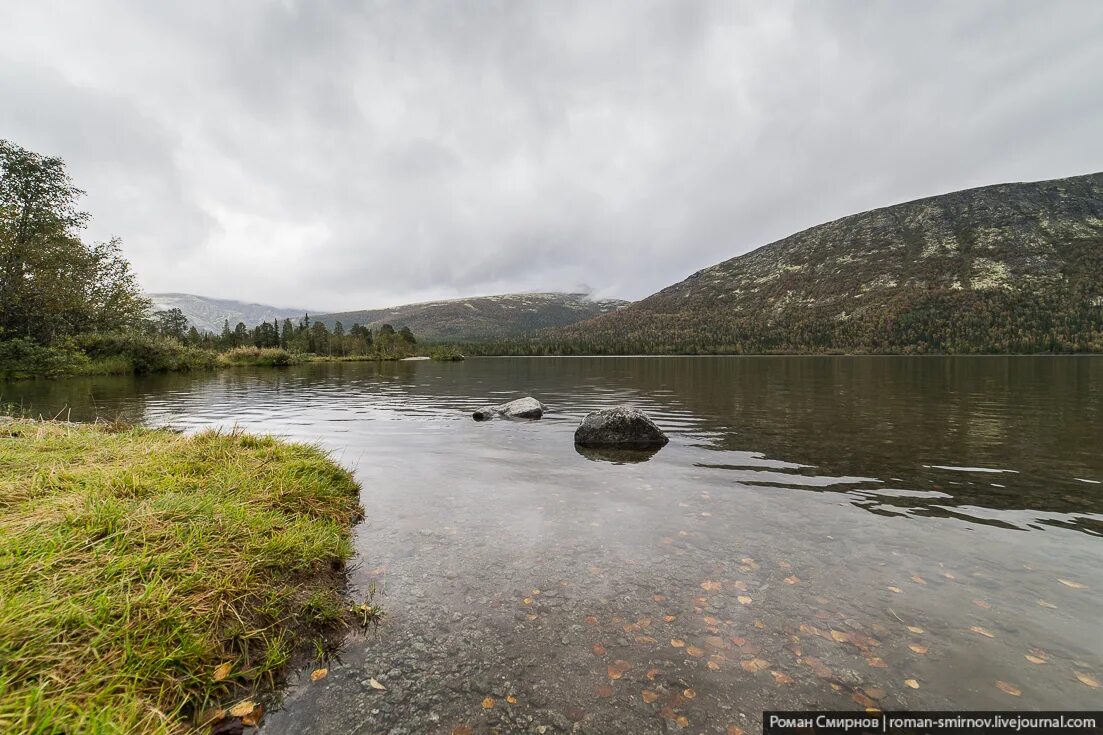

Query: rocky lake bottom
[[6, 356, 1102, 733]]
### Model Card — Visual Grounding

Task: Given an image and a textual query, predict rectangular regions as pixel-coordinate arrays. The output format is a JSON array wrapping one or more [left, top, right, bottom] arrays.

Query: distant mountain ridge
[[316, 292, 629, 342], [553, 172, 1103, 353], [147, 293, 310, 334]]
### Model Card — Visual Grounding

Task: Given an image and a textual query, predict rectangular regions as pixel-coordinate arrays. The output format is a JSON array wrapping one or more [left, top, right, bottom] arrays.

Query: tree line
[[1, 138, 420, 377], [149, 307, 417, 358]]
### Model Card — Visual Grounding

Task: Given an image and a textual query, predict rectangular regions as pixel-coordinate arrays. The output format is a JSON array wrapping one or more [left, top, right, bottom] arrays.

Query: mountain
[[315, 292, 629, 342], [551, 172, 1103, 354], [147, 293, 309, 334]]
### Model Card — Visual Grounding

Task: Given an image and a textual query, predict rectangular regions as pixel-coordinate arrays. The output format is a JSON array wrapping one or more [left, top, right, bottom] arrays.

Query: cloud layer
[[2, 1, 1101, 310]]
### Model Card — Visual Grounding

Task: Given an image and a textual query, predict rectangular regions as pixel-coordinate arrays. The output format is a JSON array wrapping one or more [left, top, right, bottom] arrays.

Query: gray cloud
[[2, 0, 1100, 311]]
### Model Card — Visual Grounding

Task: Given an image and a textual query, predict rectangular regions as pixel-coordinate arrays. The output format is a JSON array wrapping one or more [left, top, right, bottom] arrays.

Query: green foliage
[[75, 333, 219, 373], [218, 346, 295, 367], [0, 338, 89, 379], [429, 345, 465, 361], [0, 420, 362, 734], [0, 140, 148, 344]]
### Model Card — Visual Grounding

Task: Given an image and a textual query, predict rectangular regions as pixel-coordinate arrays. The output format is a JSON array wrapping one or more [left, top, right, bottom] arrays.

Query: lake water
[[5, 356, 1102, 733]]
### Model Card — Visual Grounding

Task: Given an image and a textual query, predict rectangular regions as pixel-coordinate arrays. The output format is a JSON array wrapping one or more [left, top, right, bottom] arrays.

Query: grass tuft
[[0, 419, 363, 734]]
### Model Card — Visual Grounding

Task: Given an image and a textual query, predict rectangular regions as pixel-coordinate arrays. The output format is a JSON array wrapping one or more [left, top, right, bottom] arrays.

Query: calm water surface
[[6, 356, 1103, 733]]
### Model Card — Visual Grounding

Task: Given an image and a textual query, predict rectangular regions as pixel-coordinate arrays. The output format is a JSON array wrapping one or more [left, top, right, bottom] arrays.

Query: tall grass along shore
[[0, 419, 363, 734]]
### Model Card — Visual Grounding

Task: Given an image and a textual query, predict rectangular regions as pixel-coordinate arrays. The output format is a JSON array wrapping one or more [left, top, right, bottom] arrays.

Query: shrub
[[0, 338, 90, 379], [74, 333, 218, 373], [218, 346, 295, 367]]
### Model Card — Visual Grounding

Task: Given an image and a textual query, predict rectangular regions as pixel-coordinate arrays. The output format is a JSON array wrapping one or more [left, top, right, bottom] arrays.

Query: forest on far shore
[[0, 140, 437, 379]]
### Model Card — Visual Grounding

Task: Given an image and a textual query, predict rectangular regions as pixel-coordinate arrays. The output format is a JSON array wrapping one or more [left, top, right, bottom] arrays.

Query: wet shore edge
[[0, 418, 366, 734]]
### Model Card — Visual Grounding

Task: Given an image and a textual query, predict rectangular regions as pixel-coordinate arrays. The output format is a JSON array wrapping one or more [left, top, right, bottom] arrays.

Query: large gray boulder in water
[[574, 406, 669, 448], [472, 397, 546, 421]]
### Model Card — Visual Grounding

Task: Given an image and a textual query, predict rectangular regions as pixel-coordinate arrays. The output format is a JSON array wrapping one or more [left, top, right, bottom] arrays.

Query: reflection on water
[[5, 357, 1103, 731]]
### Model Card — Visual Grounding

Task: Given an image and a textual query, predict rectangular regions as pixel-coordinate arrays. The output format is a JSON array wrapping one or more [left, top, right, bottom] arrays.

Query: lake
[[5, 356, 1102, 733]]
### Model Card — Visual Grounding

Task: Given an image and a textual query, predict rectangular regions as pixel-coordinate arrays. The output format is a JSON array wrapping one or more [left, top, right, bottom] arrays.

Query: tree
[[332, 321, 345, 356], [233, 321, 248, 346], [280, 318, 293, 349], [152, 308, 188, 341], [398, 326, 416, 344], [1, 140, 148, 343]]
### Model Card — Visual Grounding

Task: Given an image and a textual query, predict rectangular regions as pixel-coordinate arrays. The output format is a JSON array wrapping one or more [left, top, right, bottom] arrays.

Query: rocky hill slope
[[316, 292, 628, 342], [147, 294, 309, 334], [554, 172, 1103, 353]]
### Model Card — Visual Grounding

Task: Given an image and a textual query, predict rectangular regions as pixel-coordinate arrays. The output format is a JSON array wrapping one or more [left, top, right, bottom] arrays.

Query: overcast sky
[[2, 1, 1101, 311]]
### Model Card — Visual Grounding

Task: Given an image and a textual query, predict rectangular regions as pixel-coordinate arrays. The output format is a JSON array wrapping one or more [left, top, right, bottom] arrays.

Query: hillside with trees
[[315, 292, 628, 342], [518, 172, 1103, 354]]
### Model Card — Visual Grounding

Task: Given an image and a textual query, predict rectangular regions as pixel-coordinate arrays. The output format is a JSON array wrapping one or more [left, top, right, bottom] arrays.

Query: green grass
[[0, 420, 363, 734]]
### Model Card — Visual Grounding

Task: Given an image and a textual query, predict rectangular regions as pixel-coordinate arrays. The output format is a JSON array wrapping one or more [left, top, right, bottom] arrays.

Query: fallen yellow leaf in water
[[771, 671, 794, 685], [907, 625, 924, 634], [888, 586, 903, 594], [507, 695, 518, 704], [852, 692, 878, 709], [1075, 671, 1101, 688], [708, 659, 722, 671], [527, 613, 538, 621], [523, 597, 534, 605], [741, 658, 769, 672], [995, 681, 1021, 697], [369, 678, 386, 690], [212, 662, 232, 682], [701, 580, 722, 591], [784, 575, 800, 585], [908, 643, 929, 654], [242, 704, 264, 727], [1058, 579, 1087, 589], [452, 726, 474, 735], [731, 636, 747, 646], [687, 645, 704, 657], [592, 643, 606, 656], [905, 678, 919, 689], [866, 656, 888, 668], [585, 615, 598, 625], [642, 689, 660, 703], [481, 697, 494, 709], [635, 635, 657, 644], [646, 667, 661, 681], [970, 626, 995, 638], [229, 700, 255, 718], [1025, 654, 1046, 665], [310, 668, 328, 682], [671, 638, 686, 648], [531, 588, 541, 595], [830, 630, 848, 643], [727, 726, 745, 735], [973, 599, 991, 609], [733, 580, 749, 592], [705, 635, 727, 648], [653, 593, 667, 602], [675, 715, 689, 727], [1037, 599, 1057, 609], [683, 688, 696, 699], [663, 614, 676, 622], [704, 615, 720, 626], [608, 667, 623, 680], [737, 595, 752, 605], [911, 576, 927, 585]]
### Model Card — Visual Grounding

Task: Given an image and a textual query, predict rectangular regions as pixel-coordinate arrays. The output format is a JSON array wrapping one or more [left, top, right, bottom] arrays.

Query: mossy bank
[[0, 420, 363, 734]]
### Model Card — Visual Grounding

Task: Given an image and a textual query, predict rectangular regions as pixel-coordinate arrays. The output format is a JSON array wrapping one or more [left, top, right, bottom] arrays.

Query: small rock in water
[[472, 397, 546, 421], [574, 406, 669, 448]]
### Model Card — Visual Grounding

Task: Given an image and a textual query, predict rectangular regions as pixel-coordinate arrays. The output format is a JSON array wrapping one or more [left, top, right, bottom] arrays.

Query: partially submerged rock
[[574, 406, 669, 448], [472, 397, 546, 421]]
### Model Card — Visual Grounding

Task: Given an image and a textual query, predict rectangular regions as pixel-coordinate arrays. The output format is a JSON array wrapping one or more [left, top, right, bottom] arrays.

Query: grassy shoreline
[[0, 419, 363, 733]]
